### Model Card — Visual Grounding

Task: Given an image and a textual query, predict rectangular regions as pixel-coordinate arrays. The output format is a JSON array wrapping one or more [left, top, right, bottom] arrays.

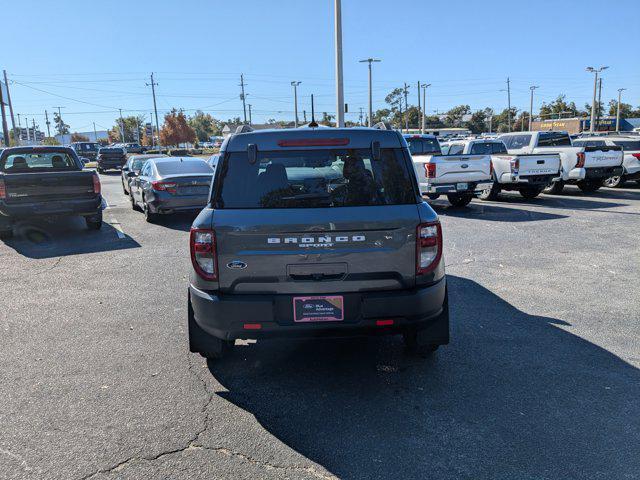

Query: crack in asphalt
[[78, 355, 334, 480]]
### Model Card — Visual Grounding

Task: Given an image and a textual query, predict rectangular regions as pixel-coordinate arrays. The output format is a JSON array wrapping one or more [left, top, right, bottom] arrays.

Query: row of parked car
[[405, 130, 636, 206]]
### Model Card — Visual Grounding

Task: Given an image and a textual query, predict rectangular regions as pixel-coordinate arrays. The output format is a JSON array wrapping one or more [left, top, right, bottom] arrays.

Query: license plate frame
[[456, 182, 468, 191], [293, 296, 344, 322]]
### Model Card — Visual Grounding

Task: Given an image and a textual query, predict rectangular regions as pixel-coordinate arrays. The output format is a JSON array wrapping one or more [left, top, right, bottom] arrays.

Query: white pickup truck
[[457, 139, 562, 200], [406, 134, 493, 207], [572, 135, 640, 188], [497, 131, 623, 194]]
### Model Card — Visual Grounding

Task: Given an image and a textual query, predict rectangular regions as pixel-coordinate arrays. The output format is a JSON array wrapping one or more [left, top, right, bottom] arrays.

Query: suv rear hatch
[[211, 143, 421, 295]]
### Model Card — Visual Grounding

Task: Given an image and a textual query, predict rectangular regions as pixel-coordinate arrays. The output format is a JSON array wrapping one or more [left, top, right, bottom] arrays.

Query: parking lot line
[[109, 217, 126, 239]]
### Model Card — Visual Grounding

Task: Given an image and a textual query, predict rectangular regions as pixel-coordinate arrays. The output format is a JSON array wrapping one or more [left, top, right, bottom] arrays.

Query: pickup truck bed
[[0, 147, 103, 238]]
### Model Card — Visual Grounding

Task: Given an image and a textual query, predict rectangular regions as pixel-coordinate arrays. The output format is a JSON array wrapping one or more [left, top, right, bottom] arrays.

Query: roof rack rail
[[235, 125, 254, 134], [372, 121, 393, 130]]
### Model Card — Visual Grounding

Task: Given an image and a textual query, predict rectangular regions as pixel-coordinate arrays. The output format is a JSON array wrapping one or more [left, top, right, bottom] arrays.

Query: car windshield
[[0, 151, 77, 172], [155, 159, 213, 175], [405, 138, 441, 155], [612, 140, 640, 150], [77, 143, 98, 151], [216, 148, 416, 209]]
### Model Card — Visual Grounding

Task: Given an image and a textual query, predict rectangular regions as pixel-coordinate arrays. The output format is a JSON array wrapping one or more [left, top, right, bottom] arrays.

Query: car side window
[[448, 144, 464, 155], [492, 142, 508, 154]]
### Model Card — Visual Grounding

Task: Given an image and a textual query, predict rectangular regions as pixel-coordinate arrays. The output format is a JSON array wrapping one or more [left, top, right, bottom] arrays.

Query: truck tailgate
[[505, 154, 561, 176], [429, 154, 491, 184], [584, 146, 623, 168], [2, 171, 96, 204]]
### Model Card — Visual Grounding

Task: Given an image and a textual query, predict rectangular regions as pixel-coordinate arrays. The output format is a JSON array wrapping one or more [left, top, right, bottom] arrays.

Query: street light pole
[[421, 83, 431, 134], [334, 0, 345, 127], [528, 85, 539, 131], [616, 87, 626, 132], [359, 58, 381, 127], [291, 81, 301, 127], [119, 108, 125, 142], [586, 66, 608, 133]]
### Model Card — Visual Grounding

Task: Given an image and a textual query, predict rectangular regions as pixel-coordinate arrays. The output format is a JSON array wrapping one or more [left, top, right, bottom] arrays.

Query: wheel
[[602, 175, 623, 188], [0, 228, 13, 240], [543, 180, 564, 194], [519, 187, 543, 199], [188, 296, 231, 360], [478, 183, 500, 201], [122, 179, 129, 195], [129, 191, 141, 211], [577, 180, 601, 193], [426, 193, 440, 200], [142, 196, 157, 223], [403, 328, 440, 356], [446, 193, 473, 207], [85, 211, 103, 230]]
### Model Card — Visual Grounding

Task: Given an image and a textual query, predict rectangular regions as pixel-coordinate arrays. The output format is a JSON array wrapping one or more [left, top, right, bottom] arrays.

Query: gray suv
[[188, 126, 449, 359]]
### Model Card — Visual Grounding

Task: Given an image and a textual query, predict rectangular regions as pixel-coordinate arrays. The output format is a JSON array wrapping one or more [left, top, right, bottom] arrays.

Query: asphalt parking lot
[[1, 173, 639, 480]]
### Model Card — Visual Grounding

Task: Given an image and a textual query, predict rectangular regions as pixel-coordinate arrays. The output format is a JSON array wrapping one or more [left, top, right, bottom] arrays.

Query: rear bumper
[[498, 173, 556, 186], [583, 166, 624, 180], [624, 170, 640, 180], [97, 159, 126, 170], [189, 277, 448, 342], [0, 196, 102, 220], [148, 195, 208, 214], [421, 181, 493, 195]]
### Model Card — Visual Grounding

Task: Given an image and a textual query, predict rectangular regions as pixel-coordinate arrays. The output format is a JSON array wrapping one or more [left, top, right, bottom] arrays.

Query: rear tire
[[188, 297, 231, 360], [143, 196, 157, 223], [122, 180, 129, 195], [602, 175, 623, 188], [543, 180, 564, 195], [478, 183, 500, 201], [446, 193, 473, 207], [85, 211, 103, 230], [577, 180, 601, 193], [519, 186, 543, 199]]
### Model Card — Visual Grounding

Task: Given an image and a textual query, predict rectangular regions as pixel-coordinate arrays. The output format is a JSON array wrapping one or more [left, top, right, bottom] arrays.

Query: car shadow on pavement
[[207, 275, 639, 480], [1, 216, 140, 259], [430, 202, 568, 222], [152, 213, 199, 232]]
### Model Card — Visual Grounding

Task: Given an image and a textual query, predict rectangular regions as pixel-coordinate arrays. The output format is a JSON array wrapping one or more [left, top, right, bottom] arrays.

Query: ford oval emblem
[[226, 260, 247, 270], [461, 163, 469, 168]]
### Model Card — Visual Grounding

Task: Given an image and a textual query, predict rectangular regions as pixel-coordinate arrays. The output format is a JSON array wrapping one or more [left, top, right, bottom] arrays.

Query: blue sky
[[4, 0, 640, 133]]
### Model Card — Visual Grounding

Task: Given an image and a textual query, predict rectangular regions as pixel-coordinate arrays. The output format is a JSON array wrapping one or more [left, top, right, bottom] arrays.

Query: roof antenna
[[309, 94, 318, 128]]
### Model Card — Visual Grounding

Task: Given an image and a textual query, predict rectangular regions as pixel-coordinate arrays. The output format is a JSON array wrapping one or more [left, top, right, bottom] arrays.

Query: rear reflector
[[376, 319, 394, 326], [0, 179, 5, 200], [92, 173, 101, 195], [277, 138, 350, 147], [632, 153, 640, 160], [243, 323, 262, 330]]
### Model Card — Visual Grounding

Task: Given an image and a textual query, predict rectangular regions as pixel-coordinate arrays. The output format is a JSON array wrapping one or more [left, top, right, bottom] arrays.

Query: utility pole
[[596, 77, 603, 129], [248, 104, 252, 125], [3, 70, 16, 139], [146, 73, 161, 145], [421, 83, 431, 134], [403, 83, 410, 132], [359, 107, 364, 126], [25, 117, 30, 142], [119, 108, 125, 142], [586, 66, 608, 133], [616, 88, 626, 132], [53, 106, 65, 142], [32, 118, 37, 143], [44, 110, 51, 137], [359, 58, 381, 127], [417, 81, 421, 129], [334, 0, 345, 127], [528, 85, 539, 131], [0, 78, 9, 146], [303, 110, 307, 123], [488, 111, 493, 133], [239, 74, 248, 124], [506, 77, 512, 132], [17, 113, 21, 143], [291, 81, 301, 127], [93, 121, 98, 142]]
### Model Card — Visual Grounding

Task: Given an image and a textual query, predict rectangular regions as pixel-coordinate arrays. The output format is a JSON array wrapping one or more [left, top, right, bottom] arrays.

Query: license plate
[[179, 186, 204, 195], [293, 296, 344, 322], [456, 182, 468, 191]]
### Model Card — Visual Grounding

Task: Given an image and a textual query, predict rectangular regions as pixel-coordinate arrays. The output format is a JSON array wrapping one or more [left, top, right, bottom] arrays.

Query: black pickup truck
[[0, 146, 103, 239], [97, 147, 127, 173]]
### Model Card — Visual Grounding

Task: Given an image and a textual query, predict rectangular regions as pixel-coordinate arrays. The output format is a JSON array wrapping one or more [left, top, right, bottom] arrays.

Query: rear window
[[75, 143, 98, 151], [155, 160, 213, 175], [99, 148, 124, 154], [469, 142, 507, 155], [1, 152, 78, 172], [405, 138, 441, 155], [537, 132, 572, 147], [573, 140, 606, 148], [500, 135, 532, 149], [611, 140, 640, 150], [216, 148, 416, 209]]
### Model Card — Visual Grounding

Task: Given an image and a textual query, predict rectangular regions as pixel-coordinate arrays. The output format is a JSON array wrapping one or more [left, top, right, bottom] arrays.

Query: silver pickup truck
[[408, 135, 493, 207], [187, 126, 449, 360]]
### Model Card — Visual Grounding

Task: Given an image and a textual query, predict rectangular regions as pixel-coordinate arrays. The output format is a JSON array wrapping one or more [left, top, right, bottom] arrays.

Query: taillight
[[190, 228, 218, 281], [509, 157, 519, 173], [489, 160, 494, 177], [92, 173, 101, 195], [632, 153, 640, 160], [576, 152, 585, 168], [424, 162, 436, 178], [152, 181, 177, 194], [416, 222, 442, 275]]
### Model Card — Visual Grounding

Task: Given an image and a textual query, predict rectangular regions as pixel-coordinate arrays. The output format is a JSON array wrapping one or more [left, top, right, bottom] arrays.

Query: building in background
[[55, 131, 109, 145], [530, 116, 639, 134]]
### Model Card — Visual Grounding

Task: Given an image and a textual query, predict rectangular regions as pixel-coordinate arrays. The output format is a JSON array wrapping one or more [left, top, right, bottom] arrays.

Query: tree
[[465, 110, 489, 134], [539, 95, 582, 120], [443, 105, 471, 127], [320, 112, 335, 126], [188, 111, 222, 142], [607, 100, 640, 118], [53, 112, 70, 136], [159, 109, 196, 147], [71, 132, 90, 142], [109, 115, 145, 143]]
